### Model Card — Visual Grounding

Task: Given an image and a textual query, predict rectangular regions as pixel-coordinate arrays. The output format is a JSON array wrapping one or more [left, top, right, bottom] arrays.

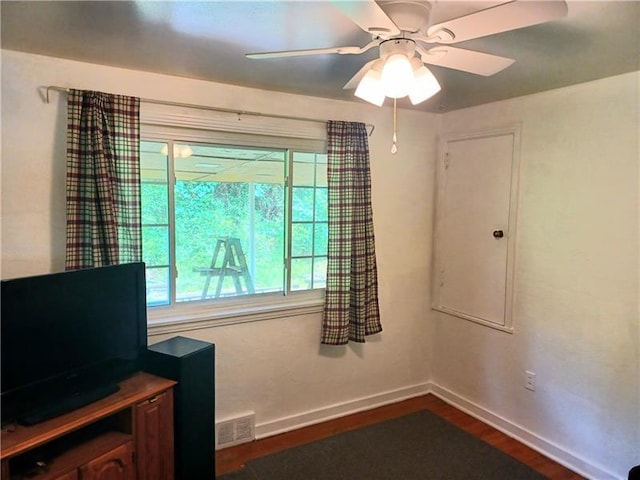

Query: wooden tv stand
[[1, 372, 176, 480]]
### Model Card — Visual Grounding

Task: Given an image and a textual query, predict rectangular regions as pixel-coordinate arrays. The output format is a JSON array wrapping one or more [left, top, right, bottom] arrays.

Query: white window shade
[[140, 102, 326, 152]]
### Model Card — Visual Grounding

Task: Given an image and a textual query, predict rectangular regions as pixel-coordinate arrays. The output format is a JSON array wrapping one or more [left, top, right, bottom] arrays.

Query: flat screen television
[[1, 262, 147, 426]]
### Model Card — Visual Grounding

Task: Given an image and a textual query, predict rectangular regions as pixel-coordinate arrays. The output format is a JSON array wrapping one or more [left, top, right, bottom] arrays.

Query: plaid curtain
[[65, 89, 141, 270], [322, 121, 382, 345]]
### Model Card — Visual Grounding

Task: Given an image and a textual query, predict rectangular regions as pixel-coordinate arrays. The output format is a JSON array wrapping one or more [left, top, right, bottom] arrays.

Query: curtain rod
[[45, 86, 375, 136]]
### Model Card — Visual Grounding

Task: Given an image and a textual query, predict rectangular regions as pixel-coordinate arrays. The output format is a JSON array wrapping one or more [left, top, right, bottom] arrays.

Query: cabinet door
[[79, 442, 134, 480], [135, 390, 174, 480]]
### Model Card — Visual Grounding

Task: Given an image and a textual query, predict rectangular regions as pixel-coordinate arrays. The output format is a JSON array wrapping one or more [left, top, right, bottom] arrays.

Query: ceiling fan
[[246, 0, 568, 106]]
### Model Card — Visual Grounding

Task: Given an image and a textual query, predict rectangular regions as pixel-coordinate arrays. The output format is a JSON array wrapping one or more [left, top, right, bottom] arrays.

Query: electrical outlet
[[525, 371, 536, 391]]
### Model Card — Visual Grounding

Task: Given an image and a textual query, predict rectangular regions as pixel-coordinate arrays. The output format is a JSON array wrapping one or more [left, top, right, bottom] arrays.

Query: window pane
[[291, 152, 328, 291], [173, 144, 286, 301], [291, 257, 312, 291], [141, 139, 329, 307], [146, 267, 170, 306], [315, 188, 328, 221], [140, 141, 170, 306], [292, 223, 313, 257], [293, 152, 319, 187], [313, 257, 327, 289], [316, 160, 328, 188], [292, 152, 317, 163], [174, 180, 217, 302], [142, 226, 169, 266], [292, 187, 314, 222], [254, 183, 286, 293], [314, 223, 328, 256], [141, 183, 168, 224]]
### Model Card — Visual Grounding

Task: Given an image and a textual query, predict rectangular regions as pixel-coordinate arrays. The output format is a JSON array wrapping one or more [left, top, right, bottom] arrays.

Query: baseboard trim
[[430, 383, 620, 480], [252, 381, 620, 479], [254, 382, 431, 440]]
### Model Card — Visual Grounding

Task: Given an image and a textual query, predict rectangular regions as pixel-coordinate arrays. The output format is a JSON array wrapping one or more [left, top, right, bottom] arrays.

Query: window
[[140, 139, 327, 308]]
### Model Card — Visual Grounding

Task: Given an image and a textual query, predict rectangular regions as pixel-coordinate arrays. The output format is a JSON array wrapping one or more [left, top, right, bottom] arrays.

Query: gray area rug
[[219, 410, 546, 479]]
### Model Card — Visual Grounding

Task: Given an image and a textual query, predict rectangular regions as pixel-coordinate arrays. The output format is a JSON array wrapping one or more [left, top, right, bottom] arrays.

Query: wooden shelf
[[1, 372, 176, 480], [14, 431, 132, 480], [1, 372, 175, 460]]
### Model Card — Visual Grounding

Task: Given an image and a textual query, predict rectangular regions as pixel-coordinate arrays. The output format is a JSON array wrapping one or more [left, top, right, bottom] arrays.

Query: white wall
[[0, 50, 436, 434], [434, 72, 639, 479]]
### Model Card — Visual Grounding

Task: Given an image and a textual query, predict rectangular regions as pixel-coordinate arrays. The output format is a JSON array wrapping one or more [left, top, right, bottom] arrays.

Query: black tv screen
[[1, 262, 147, 425]]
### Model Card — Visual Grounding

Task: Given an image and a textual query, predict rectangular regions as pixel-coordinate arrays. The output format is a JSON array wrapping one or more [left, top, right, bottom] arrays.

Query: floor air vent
[[216, 413, 255, 449]]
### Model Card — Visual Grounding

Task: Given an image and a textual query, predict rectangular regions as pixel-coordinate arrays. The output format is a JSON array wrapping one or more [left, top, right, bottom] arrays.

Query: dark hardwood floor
[[216, 393, 584, 479]]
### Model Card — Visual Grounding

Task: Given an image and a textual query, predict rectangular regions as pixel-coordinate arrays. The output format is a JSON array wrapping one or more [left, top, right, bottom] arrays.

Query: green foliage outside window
[[140, 140, 327, 307]]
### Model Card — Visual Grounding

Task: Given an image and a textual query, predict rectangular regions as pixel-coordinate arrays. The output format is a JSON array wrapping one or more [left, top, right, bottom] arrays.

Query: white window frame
[[141, 104, 328, 334]]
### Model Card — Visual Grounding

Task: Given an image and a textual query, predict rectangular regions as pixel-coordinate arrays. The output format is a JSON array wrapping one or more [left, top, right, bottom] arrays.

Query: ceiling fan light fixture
[[380, 53, 413, 98], [355, 69, 386, 106], [246, 0, 570, 110], [408, 65, 441, 105]]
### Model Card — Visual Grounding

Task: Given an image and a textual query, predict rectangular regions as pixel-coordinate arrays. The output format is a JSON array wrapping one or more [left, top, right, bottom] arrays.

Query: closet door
[[432, 127, 520, 331]]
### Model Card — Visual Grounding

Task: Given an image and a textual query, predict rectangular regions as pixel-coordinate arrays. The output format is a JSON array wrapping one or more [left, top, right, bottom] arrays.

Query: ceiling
[[1, 1, 638, 113]]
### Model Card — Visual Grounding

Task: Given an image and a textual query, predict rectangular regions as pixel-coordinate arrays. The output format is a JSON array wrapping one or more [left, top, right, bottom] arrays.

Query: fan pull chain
[[391, 98, 398, 154]]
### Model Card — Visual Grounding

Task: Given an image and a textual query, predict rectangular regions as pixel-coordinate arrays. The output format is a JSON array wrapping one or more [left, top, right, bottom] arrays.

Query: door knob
[[493, 230, 504, 238]]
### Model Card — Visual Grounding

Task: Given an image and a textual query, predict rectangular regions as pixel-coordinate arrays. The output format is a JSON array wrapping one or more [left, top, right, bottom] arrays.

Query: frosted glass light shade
[[408, 66, 441, 105], [381, 54, 413, 98], [355, 69, 385, 106]]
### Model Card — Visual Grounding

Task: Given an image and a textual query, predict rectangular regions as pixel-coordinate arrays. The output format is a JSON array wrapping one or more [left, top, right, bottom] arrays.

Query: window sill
[[147, 291, 325, 336]]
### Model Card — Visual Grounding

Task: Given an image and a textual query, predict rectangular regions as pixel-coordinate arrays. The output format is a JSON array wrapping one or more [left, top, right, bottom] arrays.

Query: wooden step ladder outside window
[[195, 237, 255, 299]]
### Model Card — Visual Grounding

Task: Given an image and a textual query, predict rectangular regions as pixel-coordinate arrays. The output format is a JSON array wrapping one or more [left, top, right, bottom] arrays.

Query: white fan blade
[[247, 40, 379, 60], [427, 0, 568, 44], [418, 45, 515, 76], [246, 46, 362, 59], [343, 60, 378, 90], [330, 0, 400, 37]]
